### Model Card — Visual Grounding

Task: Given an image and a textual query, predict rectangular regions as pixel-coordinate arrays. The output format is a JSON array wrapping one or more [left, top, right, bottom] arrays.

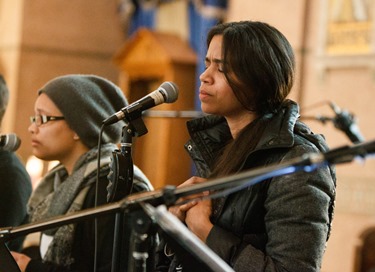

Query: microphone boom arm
[[4, 139, 374, 240], [1, 139, 374, 271]]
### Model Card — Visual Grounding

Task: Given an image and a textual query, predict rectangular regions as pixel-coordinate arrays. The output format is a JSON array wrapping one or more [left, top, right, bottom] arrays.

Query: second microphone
[[103, 81, 179, 125]]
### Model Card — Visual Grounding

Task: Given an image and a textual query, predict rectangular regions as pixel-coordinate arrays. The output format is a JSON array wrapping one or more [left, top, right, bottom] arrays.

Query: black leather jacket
[[181, 100, 336, 272]]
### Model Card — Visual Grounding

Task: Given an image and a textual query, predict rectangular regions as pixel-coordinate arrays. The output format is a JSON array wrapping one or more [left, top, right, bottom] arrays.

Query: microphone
[[0, 133, 21, 152], [103, 81, 179, 125], [329, 102, 364, 143]]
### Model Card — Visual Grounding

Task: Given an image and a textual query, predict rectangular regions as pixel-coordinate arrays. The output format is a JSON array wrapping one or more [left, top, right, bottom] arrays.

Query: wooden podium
[[114, 28, 197, 189]]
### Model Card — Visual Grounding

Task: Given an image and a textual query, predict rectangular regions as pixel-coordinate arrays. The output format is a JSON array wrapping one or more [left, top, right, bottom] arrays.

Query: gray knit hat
[[38, 74, 128, 148]]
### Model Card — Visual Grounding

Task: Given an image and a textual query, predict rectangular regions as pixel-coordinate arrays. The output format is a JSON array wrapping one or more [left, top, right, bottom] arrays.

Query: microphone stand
[[142, 203, 234, 272], [109, 117, 156, 272], [301, 101, 365, 143], [110, 123, 135, 272], [1, 140, 374, 272]]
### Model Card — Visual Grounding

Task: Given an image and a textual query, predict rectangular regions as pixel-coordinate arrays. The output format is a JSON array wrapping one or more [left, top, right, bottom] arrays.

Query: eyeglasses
[[30, 115, 65, 127]]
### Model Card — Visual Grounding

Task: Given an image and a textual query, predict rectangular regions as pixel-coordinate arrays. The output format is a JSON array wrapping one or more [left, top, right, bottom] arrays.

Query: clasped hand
[[168, 176, 213, 242]]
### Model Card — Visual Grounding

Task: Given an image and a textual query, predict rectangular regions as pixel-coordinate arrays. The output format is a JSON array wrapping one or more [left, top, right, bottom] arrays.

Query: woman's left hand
[[185, 198, 213, 242]]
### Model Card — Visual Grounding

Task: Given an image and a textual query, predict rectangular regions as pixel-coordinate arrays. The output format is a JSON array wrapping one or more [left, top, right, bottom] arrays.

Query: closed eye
[[204, 57, 225, 73]]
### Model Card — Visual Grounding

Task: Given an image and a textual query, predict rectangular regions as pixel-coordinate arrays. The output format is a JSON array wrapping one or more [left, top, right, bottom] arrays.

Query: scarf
[[27, 143, 115, 266]]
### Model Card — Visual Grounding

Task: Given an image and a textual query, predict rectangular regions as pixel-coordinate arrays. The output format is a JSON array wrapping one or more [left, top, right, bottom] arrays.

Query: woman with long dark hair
[[157, 21, 336, 272]]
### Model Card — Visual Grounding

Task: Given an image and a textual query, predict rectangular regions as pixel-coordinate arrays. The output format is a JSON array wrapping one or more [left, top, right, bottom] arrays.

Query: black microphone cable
[[93, 124, 106, 272]]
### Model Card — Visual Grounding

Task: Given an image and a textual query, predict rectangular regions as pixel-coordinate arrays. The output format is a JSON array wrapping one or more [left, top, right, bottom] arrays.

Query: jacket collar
[[187, 99, 300, 152], [254, 99, 300, 151]]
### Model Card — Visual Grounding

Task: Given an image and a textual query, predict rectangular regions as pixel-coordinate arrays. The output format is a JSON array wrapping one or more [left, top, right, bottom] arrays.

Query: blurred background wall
[[1, 0, 374, 271]]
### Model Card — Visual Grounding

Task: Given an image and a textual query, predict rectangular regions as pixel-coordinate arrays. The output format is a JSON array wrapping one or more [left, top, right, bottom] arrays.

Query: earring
[[73, 134, 79, 140]]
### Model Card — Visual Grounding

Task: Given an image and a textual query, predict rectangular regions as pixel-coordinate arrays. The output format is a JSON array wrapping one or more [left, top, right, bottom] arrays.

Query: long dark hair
[[208, 21, 295, 178]]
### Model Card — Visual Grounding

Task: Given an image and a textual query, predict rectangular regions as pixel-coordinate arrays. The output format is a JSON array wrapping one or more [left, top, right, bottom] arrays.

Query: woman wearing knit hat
[[11, 74, 153, 271]]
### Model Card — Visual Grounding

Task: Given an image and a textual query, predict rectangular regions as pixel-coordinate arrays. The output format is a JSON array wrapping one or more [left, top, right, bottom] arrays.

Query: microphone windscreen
[[1, 133, 21, 151], [160, 81, 179, 103]]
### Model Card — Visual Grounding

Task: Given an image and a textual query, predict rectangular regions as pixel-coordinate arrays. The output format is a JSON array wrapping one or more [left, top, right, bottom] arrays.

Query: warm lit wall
[[0, 0, 126, 165], [0, 0, 24, 132]]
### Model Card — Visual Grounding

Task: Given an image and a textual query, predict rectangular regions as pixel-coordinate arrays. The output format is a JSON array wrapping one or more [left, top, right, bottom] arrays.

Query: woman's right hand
[[168, 176, 208, 222]]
